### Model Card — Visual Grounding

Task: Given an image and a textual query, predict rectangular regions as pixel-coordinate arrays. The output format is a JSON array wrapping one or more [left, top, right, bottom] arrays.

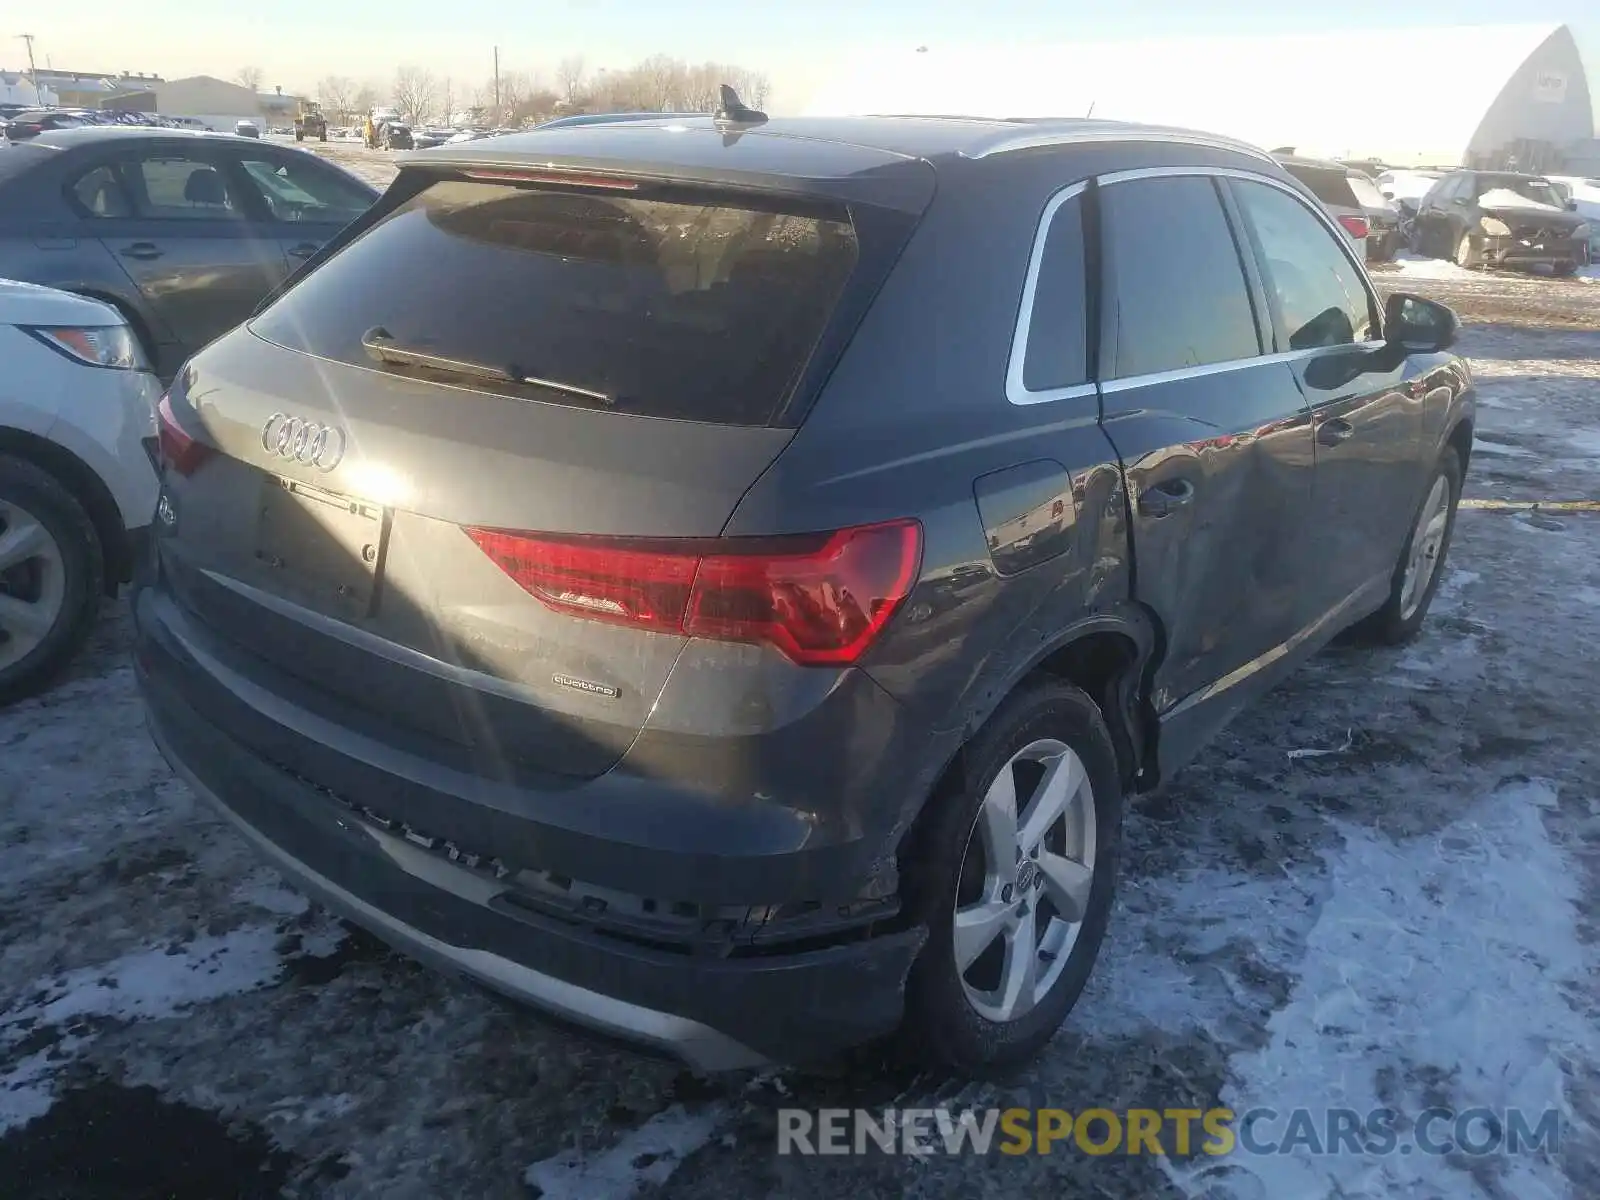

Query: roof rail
[[968, 122, 1277, 164]]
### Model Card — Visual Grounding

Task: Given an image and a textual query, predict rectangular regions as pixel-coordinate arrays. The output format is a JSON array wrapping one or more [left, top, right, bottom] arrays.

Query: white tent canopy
[[803, 25, 1595, 169]]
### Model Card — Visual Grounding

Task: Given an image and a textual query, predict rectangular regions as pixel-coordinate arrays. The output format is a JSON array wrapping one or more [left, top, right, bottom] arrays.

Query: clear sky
[[7, 1, 1599, 124]]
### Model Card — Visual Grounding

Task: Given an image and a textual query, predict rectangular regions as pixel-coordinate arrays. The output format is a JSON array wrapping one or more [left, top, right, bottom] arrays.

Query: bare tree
[[499, 71, 531, 125], [236, 66, 264, 93], [555, 55, 587, 105], [525, 86, 560, 123], [742, 70, 771, 110], [437, 77, 456, 125], [352, 83, 379, 119], [317, 75, 356, 123], [392, 66, 436, 124]]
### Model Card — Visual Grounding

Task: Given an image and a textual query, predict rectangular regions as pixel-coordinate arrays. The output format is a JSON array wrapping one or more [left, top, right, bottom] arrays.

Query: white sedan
[[1, 280, 162, 702]]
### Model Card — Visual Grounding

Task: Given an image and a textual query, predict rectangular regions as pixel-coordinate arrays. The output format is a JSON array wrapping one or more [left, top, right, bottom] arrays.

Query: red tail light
[[156, 392, 213, 477], [1338, 214, 1370, 240], [465, 520, 924, 666]]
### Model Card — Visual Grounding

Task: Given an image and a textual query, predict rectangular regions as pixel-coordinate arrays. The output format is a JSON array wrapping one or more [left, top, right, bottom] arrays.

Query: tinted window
[[69, 164, 134, 218], [1022, 192, 1087, 391], [237, 154, 373, 224], [122, 154, 244, 220], [1100, 175, 1260, 379], [251, 180, 860, 425], [1233, 179, 1376, 351]]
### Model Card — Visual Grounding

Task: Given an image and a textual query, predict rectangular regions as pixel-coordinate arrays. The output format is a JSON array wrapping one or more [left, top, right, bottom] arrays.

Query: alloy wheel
[[1400, 475, 1450, 621], [0, 499, 67, 672], [953, 738, 1097, 1023]]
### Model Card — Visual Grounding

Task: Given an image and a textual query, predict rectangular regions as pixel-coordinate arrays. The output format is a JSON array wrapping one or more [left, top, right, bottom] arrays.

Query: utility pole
[[18, 34, 40, 101], [493, 45, 501, 126]]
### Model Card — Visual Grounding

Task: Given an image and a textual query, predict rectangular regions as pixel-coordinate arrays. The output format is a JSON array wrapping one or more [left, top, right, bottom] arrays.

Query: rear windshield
[[1281, 163, 1359, 209], [250, 176, 861, 426]]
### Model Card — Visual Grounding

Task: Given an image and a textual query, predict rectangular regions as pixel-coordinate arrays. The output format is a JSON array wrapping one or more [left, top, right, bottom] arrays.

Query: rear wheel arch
[[918, 612, 1159, 824], [0, 427, 129, 592]]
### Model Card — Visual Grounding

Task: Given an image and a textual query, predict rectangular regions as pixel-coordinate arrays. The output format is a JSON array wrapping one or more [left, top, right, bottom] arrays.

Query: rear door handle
[[287, 242, 321, 259], [1137, 478, 1196, 519], [120, 242, 163, 261], [1317, 418, 1355, 447]]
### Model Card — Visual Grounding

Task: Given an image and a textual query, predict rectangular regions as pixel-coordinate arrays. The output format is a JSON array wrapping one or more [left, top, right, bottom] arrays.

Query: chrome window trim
[[1006, 180, 1095, 407], [1005, 163, 1390, 407], [1099, 344, 1361, 394]]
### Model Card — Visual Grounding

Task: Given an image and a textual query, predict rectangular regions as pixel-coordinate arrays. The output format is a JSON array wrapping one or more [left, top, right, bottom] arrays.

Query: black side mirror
[[1566, 199, 1580, 212], [1385, 292, 1459, 353]]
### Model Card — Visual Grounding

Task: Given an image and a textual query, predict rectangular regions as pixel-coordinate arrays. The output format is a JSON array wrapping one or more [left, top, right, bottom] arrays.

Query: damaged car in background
[[1410, 169, 1591, 275]]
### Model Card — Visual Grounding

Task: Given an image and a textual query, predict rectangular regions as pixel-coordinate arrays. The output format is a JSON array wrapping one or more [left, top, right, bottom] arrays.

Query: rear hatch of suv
[[1274, 156, 1370, 249], [152, 138, 933, 780]]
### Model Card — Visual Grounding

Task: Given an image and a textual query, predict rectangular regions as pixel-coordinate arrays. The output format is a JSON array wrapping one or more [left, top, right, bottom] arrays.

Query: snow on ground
[[1, 271, 1597, 1198]]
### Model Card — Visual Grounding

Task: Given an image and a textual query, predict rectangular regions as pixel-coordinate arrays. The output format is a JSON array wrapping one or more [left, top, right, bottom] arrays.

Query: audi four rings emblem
[[261, 413, 346, 471]]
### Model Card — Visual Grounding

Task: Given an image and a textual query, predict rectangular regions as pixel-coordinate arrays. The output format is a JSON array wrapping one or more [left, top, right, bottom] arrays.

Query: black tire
[[1453, 232, 1480, 270], [897, 679, 1123, 1075], [1551, 261, 1578, 278], [0, 455, 104, 706], [1356, 447, 1463, 646]]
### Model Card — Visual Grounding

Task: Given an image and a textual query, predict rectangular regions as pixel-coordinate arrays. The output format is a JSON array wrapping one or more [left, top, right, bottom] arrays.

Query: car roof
[[22, 126, 248, 149], [412, 113, 1275, 173], [1271, 153, 1349, 173]]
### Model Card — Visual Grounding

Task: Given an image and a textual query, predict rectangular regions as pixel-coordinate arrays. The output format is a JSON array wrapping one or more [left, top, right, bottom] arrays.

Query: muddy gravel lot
[[2, 150, 1597, 1199]]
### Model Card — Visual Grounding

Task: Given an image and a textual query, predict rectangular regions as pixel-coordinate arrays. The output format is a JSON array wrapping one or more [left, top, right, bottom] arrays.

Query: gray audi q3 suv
[[134, 110, 1474, 1074]]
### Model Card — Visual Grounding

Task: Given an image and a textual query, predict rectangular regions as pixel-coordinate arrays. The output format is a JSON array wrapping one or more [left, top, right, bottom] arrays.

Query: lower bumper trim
[[153, 720, 768, 1073]]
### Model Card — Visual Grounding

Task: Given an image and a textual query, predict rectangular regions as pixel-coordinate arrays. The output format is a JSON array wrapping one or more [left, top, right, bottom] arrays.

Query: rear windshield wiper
[[361, 327, 615, 406]]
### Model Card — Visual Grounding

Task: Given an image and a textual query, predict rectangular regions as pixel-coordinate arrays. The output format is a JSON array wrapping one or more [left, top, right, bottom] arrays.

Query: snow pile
[[0, 918, 347, 1133], [524, 1104, 727, 1199], [1167, 780, 1592, 1198], [1390, 254, 1481, 282], [1475, 188, 1562, 213]]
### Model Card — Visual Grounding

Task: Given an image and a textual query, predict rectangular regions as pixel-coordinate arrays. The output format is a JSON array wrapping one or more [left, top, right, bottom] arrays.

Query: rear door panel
[[1093, 170, 1318, 775], [90, 148, 287, 356]]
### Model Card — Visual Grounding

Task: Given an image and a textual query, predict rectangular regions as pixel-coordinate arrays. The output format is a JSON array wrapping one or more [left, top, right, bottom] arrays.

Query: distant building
[[1, 67, 162, 110], [144, 75, 300, 130], [806, 24, 1596, 172]]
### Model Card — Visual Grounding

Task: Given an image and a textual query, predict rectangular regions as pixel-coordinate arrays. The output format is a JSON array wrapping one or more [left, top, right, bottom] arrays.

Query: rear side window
[[1022, 191, 1087, 391], [1099, 175, 1260, 379], [1232, 180, 1377, 351], [250, 178, 861, 426], [124, 155, 245, 220]]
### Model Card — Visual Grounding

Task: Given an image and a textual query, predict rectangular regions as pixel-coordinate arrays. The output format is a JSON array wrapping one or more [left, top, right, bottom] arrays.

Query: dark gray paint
[[132, 116, 1474, 1066]]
